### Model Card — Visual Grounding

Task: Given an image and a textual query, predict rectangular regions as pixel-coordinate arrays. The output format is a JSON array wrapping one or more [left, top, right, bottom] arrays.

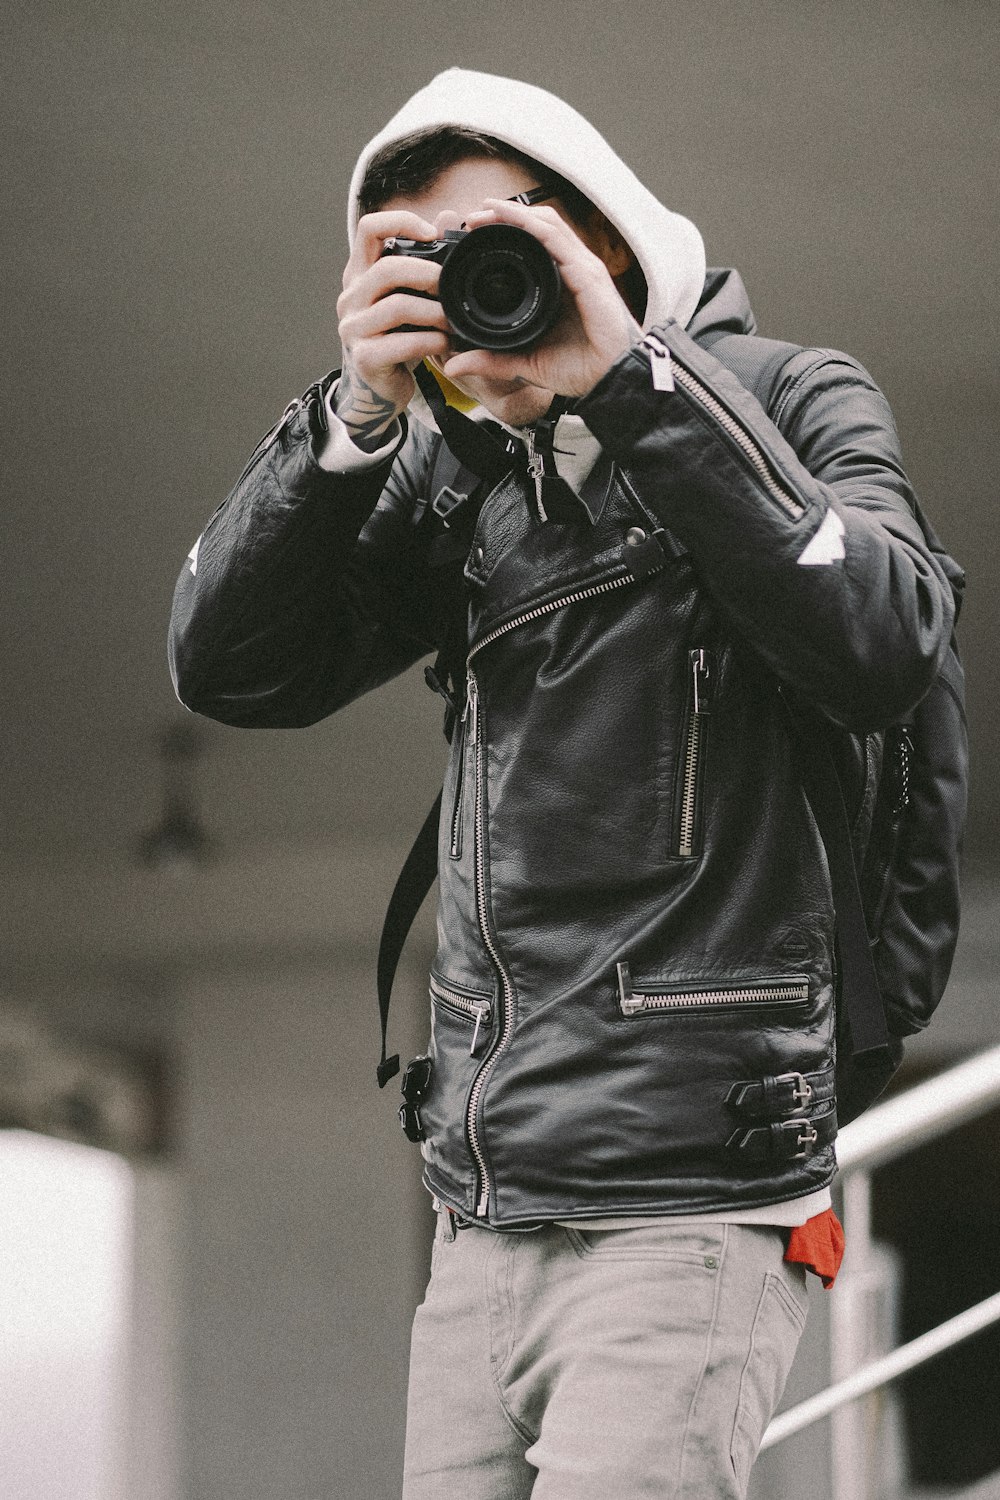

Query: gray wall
[[3, 3, 998, 1497], [2, 0, 997, 863]]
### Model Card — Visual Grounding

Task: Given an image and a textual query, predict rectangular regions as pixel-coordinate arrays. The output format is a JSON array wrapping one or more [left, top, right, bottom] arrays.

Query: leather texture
[[169, 269, 957, 1227]]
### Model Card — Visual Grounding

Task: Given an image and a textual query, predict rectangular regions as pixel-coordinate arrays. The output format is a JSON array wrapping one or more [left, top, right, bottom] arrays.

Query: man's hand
[[441, 198, 642, 400], [335, 211, 452, 450]]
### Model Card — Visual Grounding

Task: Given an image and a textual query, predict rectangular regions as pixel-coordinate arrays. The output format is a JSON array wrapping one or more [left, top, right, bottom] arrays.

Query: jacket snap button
[[704, 1254, 718, 1269], [625, 526, 647, 546], [473, 545, 485, 567]]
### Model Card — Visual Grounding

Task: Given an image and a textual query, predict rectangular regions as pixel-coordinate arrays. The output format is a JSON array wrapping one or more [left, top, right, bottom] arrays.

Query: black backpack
[[705, 333, 968, 1121], [376, 338, 968, 1129]]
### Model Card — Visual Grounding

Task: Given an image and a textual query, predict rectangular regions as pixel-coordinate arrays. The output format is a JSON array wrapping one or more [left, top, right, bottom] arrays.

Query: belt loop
[[441, 1206, 457, 1243]]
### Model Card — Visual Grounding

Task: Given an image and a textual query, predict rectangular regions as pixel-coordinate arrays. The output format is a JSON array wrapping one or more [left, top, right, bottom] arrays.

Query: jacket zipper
[[448, 697, 472, 859], [462, 562, 665, 1217], [462, 669, 516, 1215], [616, 962, 809, 1016], [643, 335, 806, 521], [429, 976, 493, 1056], [677, 647, 714, 857], [471, 568, 640, 656]]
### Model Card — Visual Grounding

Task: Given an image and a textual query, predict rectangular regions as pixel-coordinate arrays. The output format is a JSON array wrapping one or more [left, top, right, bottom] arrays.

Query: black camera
[[381, 224, 562, 352]]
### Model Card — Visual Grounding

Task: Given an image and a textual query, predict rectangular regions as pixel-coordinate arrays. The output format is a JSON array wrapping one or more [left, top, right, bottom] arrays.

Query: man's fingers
[[466, 200, 596, 270], [342, 292, 451, 343], [341, 255, 442, 308], [374, 330, 452, 368], [347, 210, 440, 278]]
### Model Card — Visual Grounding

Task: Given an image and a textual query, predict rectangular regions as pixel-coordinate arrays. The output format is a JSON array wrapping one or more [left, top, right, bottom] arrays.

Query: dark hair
[[358, 125, 595, 227]]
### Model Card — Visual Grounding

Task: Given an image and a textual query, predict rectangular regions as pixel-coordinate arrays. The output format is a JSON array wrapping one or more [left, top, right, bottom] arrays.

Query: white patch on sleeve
[[187, 537, 201, 576], [797, 509, 845, 566]]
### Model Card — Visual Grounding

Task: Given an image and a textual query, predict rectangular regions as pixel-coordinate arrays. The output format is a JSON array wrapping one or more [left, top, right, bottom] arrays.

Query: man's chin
[[475, 382, 553, 430]]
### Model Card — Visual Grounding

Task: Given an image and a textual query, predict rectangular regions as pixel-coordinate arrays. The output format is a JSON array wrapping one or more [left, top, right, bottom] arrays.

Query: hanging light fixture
[[137, 722, 213, 871]]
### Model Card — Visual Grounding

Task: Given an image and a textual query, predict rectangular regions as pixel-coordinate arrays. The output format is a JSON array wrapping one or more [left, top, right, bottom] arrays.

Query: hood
[[686, 267, 758, 341], [348, 68, 706, 334]]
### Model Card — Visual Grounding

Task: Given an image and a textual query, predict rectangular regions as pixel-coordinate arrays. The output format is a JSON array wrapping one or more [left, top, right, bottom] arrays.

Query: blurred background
[[1, 1, 997, 1497]]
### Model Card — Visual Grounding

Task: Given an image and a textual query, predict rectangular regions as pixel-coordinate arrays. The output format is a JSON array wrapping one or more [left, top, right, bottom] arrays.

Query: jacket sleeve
[[576, 323, 956, 732], [168, 383, 441, 728]]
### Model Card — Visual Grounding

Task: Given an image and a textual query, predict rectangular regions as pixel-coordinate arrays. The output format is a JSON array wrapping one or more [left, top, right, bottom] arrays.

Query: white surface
[[0, 1130, 133, 1500]]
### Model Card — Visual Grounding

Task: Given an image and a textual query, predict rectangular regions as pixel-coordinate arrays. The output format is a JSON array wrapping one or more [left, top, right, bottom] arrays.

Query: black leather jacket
[[170, 271, 955, 1227]]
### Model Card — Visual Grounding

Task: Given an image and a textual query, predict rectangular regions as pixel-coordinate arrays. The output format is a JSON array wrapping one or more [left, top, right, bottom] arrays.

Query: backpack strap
[[413, 361, 522, 484], [781, 700, 890, 1055], [375, 439, 482, 1086], [375, 789, 442, 1087], [700, 331, 804, 415]]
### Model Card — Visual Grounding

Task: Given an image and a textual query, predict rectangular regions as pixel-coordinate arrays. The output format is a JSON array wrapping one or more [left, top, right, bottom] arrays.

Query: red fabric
[[784, 1207, 845, 1289]]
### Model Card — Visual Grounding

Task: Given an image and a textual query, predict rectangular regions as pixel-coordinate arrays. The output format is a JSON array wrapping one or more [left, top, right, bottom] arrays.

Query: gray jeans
[[402, 1212, 808, 1499]]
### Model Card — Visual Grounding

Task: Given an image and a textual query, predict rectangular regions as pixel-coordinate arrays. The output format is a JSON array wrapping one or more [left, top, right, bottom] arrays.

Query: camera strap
[[413, 362, 522, 485]]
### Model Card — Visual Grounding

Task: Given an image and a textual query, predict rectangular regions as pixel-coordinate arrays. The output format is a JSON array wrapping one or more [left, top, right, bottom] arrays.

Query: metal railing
[[760, 1043, 1000, 1497]]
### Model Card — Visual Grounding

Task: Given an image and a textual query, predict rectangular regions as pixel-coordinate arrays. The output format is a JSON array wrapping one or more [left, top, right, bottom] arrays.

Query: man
[[170, 69, 955, 1499]]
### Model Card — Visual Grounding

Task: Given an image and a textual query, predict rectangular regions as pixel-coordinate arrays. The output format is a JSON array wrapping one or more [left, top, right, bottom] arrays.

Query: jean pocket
[[563, 1222, 726, 1265], [730, 1270, 808, 1493]]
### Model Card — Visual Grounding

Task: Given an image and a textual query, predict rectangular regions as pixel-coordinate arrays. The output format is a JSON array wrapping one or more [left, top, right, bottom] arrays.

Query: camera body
[[381, 223, 561, 352]]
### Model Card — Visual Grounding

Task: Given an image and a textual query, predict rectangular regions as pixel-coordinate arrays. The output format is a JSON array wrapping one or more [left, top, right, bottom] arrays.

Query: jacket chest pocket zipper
[[430, 976, 494, 1055], [677, 647, 714, 858], [616, 962, 809, 1017], [449, 681, 478, 860]]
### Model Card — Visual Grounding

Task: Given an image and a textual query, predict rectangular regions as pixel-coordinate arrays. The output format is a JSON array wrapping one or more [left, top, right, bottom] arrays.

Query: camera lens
[[472, 263, 528, 319], [439, 224, 562, 351]]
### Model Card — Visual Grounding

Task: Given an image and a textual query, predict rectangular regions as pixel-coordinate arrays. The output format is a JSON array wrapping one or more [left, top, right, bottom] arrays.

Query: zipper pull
[[894, 725, 913, 813], [691, 648, 714, 715], [617, 961, 643, 1017], [466, 673, 479, 743], [525, 429, 548, 521], [645, 334, 675, 392], [469, 1001, 490, 1056]]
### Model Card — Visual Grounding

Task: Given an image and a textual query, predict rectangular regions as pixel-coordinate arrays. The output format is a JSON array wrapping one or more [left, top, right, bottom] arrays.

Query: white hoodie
[[323, 68, 707, 489], [347, 68, 706, 333]]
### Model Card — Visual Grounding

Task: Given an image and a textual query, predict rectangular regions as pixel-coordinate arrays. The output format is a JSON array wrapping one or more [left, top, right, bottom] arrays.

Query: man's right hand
[[335, 211, 452, 451]]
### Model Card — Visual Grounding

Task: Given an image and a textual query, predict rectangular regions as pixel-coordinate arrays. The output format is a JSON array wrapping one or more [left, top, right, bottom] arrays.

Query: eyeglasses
[[459, 184, 554, 231], [505, 184, 556, 208]]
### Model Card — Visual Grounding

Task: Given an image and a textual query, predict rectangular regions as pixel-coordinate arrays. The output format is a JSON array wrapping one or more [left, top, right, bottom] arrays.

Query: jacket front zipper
[[617, 962, 809, 1017], [463, 561, 664, 1217], [429, 976, 493, 1055], [644, 335, 807, 521], [677, 647, 714, 857], [462, 668, 516, 1215]]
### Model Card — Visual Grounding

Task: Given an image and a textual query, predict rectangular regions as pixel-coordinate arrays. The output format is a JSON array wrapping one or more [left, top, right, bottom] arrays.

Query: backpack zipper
[[616, 962, 809, 1017], [677, 647, 714, 857], [429, 976, 494, 1056], [643, 335, 806, 521]]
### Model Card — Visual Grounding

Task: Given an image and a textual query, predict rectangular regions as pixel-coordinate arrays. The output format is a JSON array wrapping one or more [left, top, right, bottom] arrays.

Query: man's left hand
[[441, 198, 642, 399]]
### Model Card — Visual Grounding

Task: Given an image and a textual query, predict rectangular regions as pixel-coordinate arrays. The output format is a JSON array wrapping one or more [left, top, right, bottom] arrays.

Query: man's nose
[[434, 209, 464, 233]]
